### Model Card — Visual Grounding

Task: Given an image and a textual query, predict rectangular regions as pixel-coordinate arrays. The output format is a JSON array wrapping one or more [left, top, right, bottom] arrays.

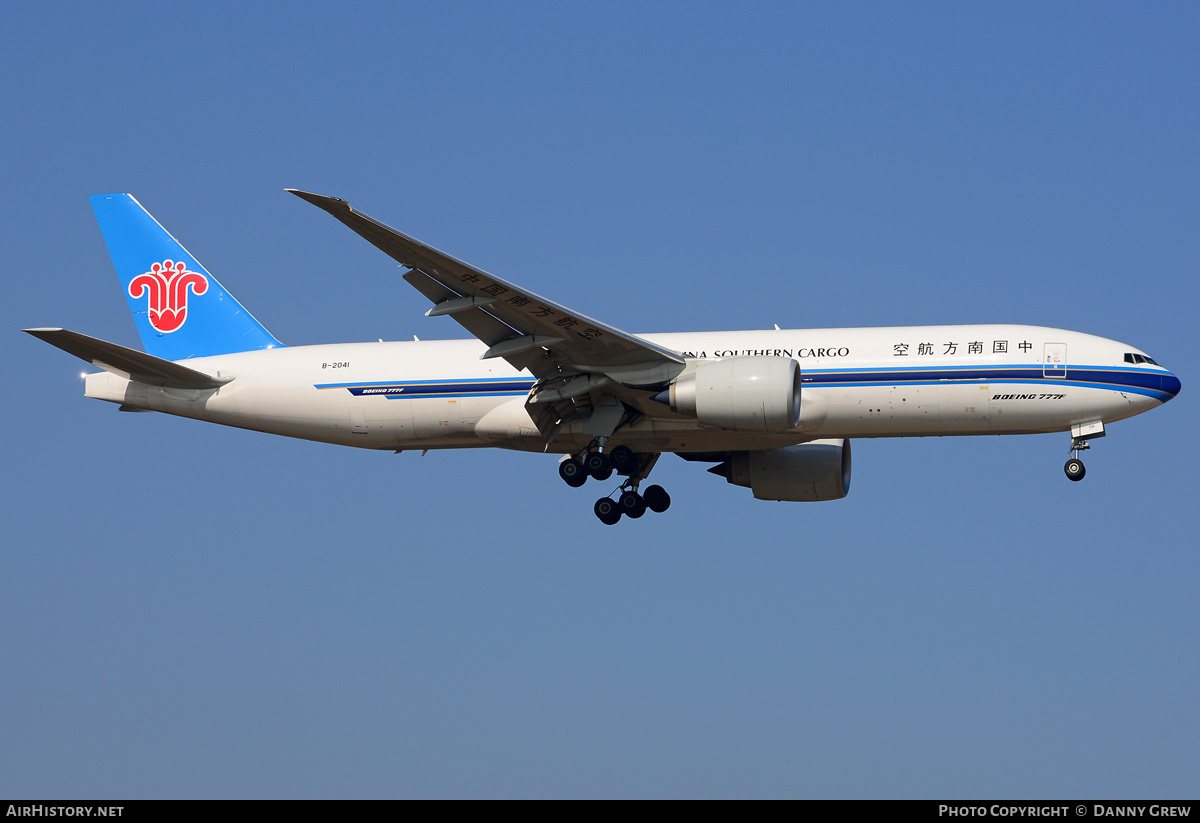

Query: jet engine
[[656, 356, 801, 431], [710, 439, 852, 501]]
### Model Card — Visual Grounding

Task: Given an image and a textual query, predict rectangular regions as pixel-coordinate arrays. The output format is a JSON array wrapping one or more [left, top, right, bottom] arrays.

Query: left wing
[[287, 190, 686, 426]]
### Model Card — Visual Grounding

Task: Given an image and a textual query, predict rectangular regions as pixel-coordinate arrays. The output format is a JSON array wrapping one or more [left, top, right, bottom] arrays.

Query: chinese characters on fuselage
[[893, 340, 1034, 357]]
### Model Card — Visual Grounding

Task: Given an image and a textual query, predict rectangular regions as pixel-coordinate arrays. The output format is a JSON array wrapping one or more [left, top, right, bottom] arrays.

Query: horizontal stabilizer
[[23, 328, 232, 390]]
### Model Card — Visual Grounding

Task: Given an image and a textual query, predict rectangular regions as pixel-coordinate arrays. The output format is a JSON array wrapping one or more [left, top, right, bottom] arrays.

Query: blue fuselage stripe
[[315, 378, 535, 398], [314, 366, 1173, 402], [801, 365, 1172, 400]]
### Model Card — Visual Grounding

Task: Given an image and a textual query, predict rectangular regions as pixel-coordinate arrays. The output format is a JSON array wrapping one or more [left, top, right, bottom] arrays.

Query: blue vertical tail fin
[[90, 193, 284, 360]]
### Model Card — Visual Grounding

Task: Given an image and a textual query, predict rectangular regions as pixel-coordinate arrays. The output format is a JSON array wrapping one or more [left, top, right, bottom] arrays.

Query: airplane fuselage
[[30, 191, 1183, 519], [83, 323, 1178, 454]]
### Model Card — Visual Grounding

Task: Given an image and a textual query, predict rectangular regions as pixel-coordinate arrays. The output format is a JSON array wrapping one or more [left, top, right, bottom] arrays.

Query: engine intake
[[659, 356, 801, 432]]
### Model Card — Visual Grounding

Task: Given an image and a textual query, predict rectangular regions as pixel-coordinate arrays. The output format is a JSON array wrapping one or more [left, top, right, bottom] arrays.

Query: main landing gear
[[593, 484, 671, 525], [559, 443, 671, 525]]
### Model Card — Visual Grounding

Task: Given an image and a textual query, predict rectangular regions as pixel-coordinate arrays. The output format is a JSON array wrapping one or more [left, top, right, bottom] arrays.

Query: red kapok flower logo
[[128, 260, 209, 333]]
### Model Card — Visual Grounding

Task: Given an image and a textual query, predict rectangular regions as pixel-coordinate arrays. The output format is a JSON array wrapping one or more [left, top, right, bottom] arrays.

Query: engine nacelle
[[714, 439, 852, 501], [662, 356, 801, 432]]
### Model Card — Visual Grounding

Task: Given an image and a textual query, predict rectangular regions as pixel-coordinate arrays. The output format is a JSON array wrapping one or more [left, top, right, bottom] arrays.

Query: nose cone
[[1161, 371, 1182, 400]]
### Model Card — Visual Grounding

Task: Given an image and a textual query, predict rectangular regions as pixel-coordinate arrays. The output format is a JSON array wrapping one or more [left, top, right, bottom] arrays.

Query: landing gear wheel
[[592, 468, 613, 482], [1064, 458, 1086, 482], [642, 484, 671, 513], [618, 490, 644, 516], [584, 451, 611, 478], [627, 503, 647, 519], [594, 497, 621, 525], [610, 445, 637, 473], [559, 458, 587, 488]]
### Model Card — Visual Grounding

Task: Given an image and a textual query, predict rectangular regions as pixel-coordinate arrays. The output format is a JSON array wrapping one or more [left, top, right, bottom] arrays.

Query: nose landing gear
[[1064, 452, 1087, 481], [1063, 420, 1105, 482]]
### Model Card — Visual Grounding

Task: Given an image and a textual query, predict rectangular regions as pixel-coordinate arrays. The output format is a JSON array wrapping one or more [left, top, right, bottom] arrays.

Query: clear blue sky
[[2, 1, 1196, 799]]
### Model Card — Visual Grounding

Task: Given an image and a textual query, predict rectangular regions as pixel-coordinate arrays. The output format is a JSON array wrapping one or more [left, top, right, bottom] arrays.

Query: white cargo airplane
[[26, 192, 1181, 524]]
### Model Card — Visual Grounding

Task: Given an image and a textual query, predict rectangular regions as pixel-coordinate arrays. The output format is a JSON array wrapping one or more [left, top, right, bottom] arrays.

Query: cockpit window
[[1124, 353, 1160, 366]]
